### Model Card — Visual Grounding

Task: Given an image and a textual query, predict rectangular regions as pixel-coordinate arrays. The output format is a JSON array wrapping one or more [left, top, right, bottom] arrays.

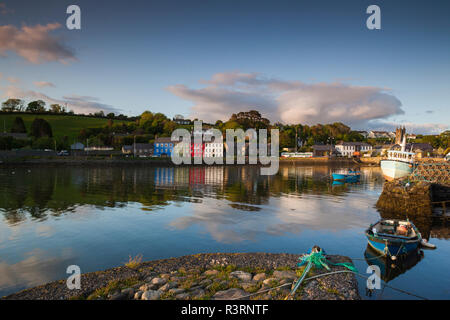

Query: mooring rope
[[231, 270, 428, 301]]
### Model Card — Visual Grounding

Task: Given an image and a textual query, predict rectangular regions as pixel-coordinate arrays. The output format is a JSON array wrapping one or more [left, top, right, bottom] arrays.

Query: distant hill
[[0, 113, 133, 142]]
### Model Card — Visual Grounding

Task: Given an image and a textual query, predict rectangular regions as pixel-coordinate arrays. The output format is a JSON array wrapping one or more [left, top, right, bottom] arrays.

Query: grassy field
[[0, 113, 132, 141]]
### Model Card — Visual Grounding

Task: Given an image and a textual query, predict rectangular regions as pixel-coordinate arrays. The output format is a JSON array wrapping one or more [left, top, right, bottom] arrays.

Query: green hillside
[[0, 113, 132, 142]]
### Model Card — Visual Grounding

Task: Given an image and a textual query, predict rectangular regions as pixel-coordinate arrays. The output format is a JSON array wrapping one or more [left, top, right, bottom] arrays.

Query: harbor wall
[[376, 180, 433, 216], [376, 180, 450, 217]]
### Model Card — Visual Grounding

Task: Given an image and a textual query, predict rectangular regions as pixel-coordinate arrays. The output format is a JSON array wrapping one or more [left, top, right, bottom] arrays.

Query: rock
[[253, 273, 266, 281], [213, 288, 247, 300], [121, 288, 135, 299], [204, 269, 219, 276], [241, 282, 257, 291], [175, 293, 190, 300], [190, 288, 205, 298], [230, 271, 252, 282], [263, 278, 277, 286], [159, 282, 178, 292], [109, 292, 127, 300], [134, 291, 143, 300], [169, 288, 185, 295], [151, 277, 167, 286], [273, 270, 297, 280], [139, 283, 158, 291], [141, 290, 161, 300], [189, 285, 203, 292], [160, 274, 171, 279], [199, 279, 212, 286]]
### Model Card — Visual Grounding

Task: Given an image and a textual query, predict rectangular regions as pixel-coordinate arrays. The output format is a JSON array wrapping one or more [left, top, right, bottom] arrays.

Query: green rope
[[285, 248, 358, 299]]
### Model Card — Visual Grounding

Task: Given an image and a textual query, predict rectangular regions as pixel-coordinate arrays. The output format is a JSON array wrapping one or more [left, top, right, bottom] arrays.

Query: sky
[[0, 0, 449, 134]]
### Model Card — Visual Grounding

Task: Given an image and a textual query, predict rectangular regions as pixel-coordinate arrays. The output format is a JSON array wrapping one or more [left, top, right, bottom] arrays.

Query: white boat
[[380, 136, 415, 181]]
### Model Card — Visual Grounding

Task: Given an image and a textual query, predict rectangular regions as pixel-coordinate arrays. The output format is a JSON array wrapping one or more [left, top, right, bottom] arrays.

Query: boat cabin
[[386, 150, 415, 163]]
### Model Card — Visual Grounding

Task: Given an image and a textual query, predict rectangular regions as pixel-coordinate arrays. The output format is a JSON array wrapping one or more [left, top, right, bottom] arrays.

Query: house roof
[[133, 143, 153, 150], [154, 137, 174, 143], [312, 144, 335, 151], [391, 143, 433, 152], [336, 141, 371, 146]]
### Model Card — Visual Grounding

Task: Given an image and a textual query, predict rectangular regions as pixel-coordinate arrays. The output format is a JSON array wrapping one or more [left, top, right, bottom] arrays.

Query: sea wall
[[376, 180, 433, 216]]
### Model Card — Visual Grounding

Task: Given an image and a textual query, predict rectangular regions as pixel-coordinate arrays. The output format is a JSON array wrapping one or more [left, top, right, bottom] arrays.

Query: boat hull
[[366, 232, 420, 256], [332, 173, 360, 182], [380, 160, 413, 181]]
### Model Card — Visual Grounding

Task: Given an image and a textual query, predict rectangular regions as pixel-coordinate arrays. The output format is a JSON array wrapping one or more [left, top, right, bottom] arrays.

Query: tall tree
[[10, 117, 27, 133], [26, 100, 46, 113], [50, 104, 63, 113], [1, 99, 24, 112]]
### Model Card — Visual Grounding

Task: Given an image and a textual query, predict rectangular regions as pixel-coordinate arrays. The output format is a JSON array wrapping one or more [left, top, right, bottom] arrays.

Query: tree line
[[1, 98, 135, 121]]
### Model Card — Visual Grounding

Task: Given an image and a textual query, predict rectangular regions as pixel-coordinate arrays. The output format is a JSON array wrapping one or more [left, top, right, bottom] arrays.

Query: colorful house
[[154, 137, 174, 156]]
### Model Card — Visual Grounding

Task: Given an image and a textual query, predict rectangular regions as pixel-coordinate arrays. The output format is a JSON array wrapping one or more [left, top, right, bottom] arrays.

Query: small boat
[[365, 219, 422, 257], [332, 169, 360, 183]]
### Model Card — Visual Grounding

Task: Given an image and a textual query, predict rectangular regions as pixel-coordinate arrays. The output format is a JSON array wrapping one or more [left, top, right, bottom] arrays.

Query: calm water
[[0, 165, 449, 299]]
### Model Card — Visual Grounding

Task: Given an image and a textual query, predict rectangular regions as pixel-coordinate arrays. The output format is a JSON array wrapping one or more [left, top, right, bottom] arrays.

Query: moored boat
[[332, 169, 361, 182], [380, 135, 415, 181], [365, 219, 422, 257]]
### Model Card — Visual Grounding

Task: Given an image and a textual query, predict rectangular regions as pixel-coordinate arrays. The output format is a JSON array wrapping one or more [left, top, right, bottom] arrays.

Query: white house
[[204, 140, 223, 158], [335, 142, 372, 157]]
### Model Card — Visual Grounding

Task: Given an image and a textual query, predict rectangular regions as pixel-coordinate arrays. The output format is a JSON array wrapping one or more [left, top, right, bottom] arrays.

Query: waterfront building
[[312, 144, 336, 157], [154, 137, 174, 156], [335, 142, 372, 157], [204, 138, 223, 158]]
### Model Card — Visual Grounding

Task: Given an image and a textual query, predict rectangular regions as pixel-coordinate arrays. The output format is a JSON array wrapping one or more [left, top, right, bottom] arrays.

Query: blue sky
[[0, 0, 449, 133]]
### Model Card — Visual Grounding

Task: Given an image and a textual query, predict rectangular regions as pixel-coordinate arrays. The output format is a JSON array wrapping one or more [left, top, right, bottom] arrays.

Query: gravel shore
[[2, 252, 360, 300]]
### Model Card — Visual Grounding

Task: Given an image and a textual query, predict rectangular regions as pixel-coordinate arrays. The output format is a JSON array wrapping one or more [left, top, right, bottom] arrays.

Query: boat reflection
[[364, 244, 424, 283]]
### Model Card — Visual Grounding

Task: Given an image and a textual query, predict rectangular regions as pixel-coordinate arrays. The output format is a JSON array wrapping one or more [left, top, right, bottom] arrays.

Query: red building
[[190, 142, 205, 158]]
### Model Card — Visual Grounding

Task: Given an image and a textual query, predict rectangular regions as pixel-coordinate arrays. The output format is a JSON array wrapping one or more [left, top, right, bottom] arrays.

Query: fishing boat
[[365, 219, 422, 257], [380, 135, 415, 181], [332, 169, 360, 183]]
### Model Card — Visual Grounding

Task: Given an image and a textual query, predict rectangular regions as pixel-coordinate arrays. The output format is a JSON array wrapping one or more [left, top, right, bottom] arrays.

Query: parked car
[[57, 150, 69, 156]]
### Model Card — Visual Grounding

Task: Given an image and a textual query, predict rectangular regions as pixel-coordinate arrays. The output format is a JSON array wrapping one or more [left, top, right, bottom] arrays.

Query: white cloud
[[168, 71, 403, 125], [0, 23, 75, 64], [168, 71, 447, 134]]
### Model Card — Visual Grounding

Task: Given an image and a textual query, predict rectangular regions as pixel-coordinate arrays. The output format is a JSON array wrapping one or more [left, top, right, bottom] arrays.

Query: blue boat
[[332, 170, 360, 183], [365, 219, 422, 257]]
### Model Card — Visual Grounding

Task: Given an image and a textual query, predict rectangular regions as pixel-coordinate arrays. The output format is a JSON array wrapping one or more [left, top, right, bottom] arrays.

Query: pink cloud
[[33, 81, 56, 88], [0, 23, 76, 64]]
